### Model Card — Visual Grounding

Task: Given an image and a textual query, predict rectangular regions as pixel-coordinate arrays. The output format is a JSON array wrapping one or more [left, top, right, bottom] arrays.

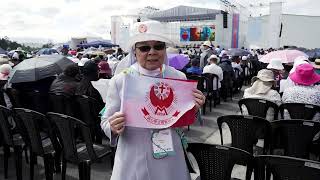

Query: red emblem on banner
[[138, 24, 148, 33], [141, 82, 180, 125]]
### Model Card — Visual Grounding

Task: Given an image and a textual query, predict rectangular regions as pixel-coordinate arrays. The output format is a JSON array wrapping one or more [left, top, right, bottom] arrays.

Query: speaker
[[223, 12, 228, 28]]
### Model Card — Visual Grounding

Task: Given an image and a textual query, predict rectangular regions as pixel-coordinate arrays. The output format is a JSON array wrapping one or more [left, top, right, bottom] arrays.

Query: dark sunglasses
[[135, 43, 166, 52]]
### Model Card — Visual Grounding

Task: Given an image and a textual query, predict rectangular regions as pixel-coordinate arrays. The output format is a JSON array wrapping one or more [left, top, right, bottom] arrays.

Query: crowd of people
[[0, 20, 319, 180]]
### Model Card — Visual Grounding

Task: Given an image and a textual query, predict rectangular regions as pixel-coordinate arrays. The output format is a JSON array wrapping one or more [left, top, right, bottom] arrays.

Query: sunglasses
[[135, 43, 166, 52]]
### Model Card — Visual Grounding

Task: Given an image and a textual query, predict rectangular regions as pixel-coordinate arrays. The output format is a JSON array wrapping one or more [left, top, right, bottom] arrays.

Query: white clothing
[[203, 64, 223, 90], [101, 63, 191, 180]]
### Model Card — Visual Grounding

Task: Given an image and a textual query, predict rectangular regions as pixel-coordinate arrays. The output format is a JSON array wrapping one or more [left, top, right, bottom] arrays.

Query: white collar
[[131, 63, 162, 77]]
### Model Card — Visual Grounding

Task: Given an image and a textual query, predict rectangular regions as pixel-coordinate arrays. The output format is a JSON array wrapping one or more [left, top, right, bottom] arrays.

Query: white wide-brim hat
[[125, 21, 174, 51], [267, 58, 284, 70]]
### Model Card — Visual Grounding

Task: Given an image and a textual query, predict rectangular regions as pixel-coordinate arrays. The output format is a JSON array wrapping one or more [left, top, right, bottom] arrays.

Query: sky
[[0, 0, 319, 43]]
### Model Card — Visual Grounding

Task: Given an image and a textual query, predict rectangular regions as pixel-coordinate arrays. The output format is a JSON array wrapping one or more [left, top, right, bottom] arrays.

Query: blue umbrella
[[77, 40, 118, 48], [36, 48, 59, 55], [226, 48, 250, 56]]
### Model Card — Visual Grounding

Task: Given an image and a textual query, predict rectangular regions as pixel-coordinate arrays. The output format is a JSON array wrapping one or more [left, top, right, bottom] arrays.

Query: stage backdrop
[[180, 25, 215, 42]]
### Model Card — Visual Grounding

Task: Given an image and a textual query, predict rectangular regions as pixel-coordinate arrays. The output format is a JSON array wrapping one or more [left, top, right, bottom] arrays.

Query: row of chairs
[[0, 106, 112, 180], [217, 115, 320, 159], [187, 143, 320, 180], [3, 89, 104, 144], [186, 73, 226, 115], [239, 98, 320, 120]]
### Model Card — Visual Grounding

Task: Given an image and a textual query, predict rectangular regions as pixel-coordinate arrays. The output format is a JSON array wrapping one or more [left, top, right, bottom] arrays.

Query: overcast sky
[[0, 0, 319, 43]]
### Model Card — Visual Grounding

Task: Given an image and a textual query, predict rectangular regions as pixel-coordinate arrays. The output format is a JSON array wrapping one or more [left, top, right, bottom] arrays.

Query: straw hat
[[289, 63, 320, 86], [202, 41, 212, 48], [125, 21, 174, 51], [267, 58, 284, 70]]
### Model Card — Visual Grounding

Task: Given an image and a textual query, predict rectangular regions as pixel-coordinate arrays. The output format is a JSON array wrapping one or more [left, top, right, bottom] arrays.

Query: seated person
[[186, 58, 202, 75], [282, 63, 320, 120], [98, 61, 112, 79], [203, 55, 223, 90], [49, 64, 80, 96], [242, 69, 281, 121], [75, 61, 104, 108]]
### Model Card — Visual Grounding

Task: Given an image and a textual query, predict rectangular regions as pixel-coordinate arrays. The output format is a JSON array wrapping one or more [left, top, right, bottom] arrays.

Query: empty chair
[[14, 108, 59, 180], [47, 112, 112, 180], [188, 143, 254, 180], [270, 120, 320, 159], [0, 105, 25, 180], [255, 155, 320, 180], [279, 103, 320, 120], [239, 98, 280, 120], [217, 115, 271, 154]]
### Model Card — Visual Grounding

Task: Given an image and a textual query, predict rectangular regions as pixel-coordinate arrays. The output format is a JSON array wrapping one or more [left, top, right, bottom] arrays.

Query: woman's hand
[[193, 89, 205, 111], [109, 112, 126, 135]]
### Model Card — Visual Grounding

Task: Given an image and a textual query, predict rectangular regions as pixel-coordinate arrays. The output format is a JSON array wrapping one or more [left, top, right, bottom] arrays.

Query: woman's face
[[134, 41, 166, 71]]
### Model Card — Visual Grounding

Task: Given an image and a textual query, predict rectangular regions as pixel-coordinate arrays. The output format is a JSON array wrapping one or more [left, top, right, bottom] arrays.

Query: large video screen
[[180, 25, 215, 42]]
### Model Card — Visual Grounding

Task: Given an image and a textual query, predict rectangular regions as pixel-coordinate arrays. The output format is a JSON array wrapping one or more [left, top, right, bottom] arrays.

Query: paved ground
[[0, 90, 244, 180]]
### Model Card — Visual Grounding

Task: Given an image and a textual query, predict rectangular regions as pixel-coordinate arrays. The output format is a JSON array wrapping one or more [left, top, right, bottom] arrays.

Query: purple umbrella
[[168, 54, 189, 70]]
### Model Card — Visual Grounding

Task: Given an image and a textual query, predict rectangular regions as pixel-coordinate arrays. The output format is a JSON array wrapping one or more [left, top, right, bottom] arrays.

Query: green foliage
[[0, 36, 38, 52]]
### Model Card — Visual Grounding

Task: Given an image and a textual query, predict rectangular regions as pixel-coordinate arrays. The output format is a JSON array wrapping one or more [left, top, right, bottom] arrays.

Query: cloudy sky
[[0, 0, 318, 43]]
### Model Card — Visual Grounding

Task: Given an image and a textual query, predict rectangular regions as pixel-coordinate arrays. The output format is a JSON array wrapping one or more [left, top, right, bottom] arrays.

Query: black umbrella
[[9, 55, 74, 83], [226, 48, 250, 56]]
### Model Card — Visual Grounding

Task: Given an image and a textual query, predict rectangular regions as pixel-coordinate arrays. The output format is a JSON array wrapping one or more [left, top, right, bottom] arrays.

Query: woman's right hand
[[109, 112, 126, 135]]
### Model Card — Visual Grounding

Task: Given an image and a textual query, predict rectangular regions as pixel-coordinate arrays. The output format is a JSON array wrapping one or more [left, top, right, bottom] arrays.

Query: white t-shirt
[[203, 63, 223, 90]]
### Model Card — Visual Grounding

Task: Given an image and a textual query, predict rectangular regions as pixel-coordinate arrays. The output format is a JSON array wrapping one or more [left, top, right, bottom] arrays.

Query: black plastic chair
[[47, 112, 112, 180], [14, 108, 59, 180], [203, 73, 220, 110], [217, 115, 271, 154], [270, 120, 320, 159], [187, 74, 210, 115], [220, 70, 233, 101], [0, 105, 25, 180], [188, 143, 254, 180], [25, 90, 49, 114], [48, 93, 76, 117], [279, 103, 320, 120], [239, 98, 280, 120], [76, 95, 104, 144], [255, 155, 320, 180]]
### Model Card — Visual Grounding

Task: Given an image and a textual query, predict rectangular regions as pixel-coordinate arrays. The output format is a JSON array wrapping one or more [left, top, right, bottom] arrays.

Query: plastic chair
[[48, 93, 76, 117], [187, 143, 254, 180], [217, 115, 271, 154], [0, 105, 25, 180], [14, 108, 60, 180], [255, 155, 320, 180], [270, 120, 320, 159], [76, 95, 104, 144], [279, 103, 320, 120], [239, 98, 280, 120], [220, 70, 233, 101], [203, 73, 220, 110], [187, 74, 209, 115], [25, 90, 49, 114], [47, 112, 112, 180]]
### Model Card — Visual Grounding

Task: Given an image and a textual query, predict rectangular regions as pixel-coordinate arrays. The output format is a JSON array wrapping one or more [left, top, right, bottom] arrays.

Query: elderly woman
[[242, 69, 281, 121], [282, 63, 320, 120], [100, 21, 205, 180]]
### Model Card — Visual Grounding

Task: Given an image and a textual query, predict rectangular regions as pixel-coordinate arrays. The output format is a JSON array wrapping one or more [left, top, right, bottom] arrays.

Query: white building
[[111, 4, 320, 51]]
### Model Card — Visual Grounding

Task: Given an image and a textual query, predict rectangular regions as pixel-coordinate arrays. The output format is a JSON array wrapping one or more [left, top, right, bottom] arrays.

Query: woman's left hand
[[193, 89, 205, 111]]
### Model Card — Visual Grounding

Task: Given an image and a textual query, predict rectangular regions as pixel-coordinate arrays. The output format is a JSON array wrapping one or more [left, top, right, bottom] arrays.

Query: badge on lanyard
[[151, 129, 175, 159]]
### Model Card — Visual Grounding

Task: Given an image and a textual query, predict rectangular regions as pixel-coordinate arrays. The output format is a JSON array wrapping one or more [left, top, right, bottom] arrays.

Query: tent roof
[[147, 5, 222, 22]]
